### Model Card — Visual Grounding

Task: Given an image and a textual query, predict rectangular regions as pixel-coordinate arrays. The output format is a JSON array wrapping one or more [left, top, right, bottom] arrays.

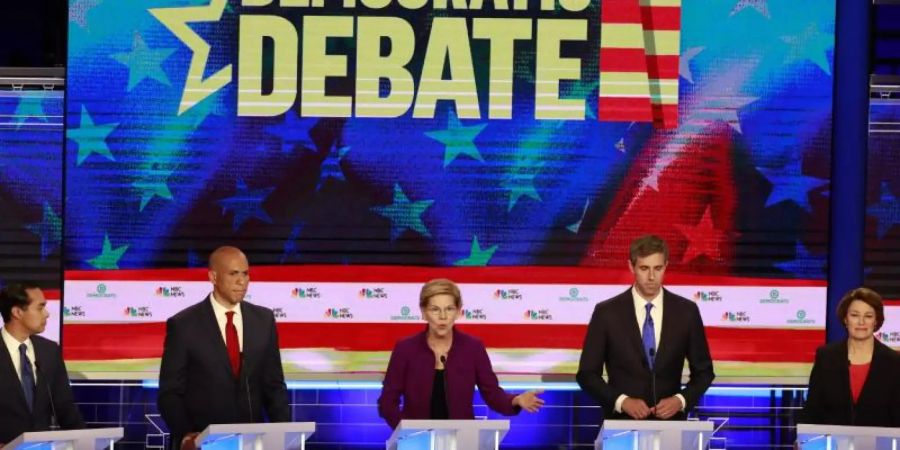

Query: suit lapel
[[617, 293, 646, 361], [856, 341, 886, 407], [835, 340, 853, 408], [0, 331, 30, 411], [201, 297, 237, 377], [241, 303, 259, 375], [32, 339, 47, 410], [655, 291, 675, 365]]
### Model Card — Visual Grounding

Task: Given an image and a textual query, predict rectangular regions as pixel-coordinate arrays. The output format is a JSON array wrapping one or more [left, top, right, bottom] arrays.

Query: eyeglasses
[[425, 306, 458, 316]]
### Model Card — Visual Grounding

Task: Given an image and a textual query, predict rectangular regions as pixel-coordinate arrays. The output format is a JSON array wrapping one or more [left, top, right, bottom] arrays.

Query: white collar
[[209, 293, 242, 317]]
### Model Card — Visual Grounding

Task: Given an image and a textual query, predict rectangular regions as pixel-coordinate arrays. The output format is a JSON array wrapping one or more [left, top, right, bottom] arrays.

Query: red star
[[675, 205, 726, 263]]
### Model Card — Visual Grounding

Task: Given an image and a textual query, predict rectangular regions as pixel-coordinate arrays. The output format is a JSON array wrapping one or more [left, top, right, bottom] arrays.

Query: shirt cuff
[[614, 394, 627, 413], [675, 394, 686, 411]]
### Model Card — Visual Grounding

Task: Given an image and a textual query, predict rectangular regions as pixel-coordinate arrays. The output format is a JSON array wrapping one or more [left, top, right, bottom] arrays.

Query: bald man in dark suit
[[157, 247, 291, 450]]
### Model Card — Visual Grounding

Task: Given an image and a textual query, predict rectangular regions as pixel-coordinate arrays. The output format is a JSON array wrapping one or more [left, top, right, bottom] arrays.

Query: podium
[[797, 424, 900, 450], [386, 420, 510, 450], [197, 422, 316, 450], [595, 420, 713, 450], [5, 427, 124, 450]]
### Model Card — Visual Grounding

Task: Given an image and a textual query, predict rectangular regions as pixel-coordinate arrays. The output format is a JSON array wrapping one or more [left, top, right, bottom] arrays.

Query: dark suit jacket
[[576, 288, 715, 419], [157, 298, 291, 448], [799, 339, 900, 426], [378, 328, 519, 429], [0, 333, 84, 444]]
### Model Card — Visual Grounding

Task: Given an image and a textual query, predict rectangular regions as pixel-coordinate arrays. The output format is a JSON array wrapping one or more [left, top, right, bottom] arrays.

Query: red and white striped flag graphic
[[599, 0, 681, 128]]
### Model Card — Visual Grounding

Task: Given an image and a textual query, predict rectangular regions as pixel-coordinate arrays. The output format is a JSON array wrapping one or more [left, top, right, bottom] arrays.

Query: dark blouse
[[430, 369, 449, 420]]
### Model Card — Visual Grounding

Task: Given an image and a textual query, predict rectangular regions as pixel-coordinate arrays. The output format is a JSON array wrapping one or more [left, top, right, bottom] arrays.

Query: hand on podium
[[652, 396, 681, 419], [180, 432, 200, 450], [622, 397, 652, 419], [513, 389, 545, 412]]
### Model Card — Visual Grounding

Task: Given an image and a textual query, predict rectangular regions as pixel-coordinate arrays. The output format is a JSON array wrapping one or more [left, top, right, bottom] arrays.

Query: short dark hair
[[419, 279, 462, 309], [0, 282, 41, 323], [837, 287, 885, 332], [629, 235, 669, 265]]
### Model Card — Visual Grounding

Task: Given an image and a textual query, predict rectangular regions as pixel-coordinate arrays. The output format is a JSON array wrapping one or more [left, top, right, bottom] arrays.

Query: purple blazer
[[378, 327, 520, 428]]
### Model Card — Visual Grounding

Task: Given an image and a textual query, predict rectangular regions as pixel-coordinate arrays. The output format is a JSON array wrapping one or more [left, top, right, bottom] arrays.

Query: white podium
[[797, 424, 900, 450], [197, 422, 315, 450], [386, 419, 510, 450], [5, 427, 124, 450], [595, 420, 713, 450]]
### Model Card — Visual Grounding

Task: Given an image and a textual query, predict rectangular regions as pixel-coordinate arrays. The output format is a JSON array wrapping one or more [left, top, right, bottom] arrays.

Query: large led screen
[[64, 0, 835, 381]]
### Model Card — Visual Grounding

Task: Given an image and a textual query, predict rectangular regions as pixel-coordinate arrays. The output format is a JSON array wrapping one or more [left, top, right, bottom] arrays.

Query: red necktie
[[225, 311, 241, 377]]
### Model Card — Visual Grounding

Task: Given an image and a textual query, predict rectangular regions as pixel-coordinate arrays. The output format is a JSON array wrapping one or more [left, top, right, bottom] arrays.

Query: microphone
[[35, 361, 59, 430], [847, 359, 855, 425], [439, 354, 450, 418], [648, 348, 657, 409], [241, 353, 254, 423]]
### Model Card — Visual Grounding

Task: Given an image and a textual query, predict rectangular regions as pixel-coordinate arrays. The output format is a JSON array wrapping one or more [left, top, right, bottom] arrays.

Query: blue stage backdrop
[[866, 76, 900, 348], [61, 0, 839, 380], [0, 89, 63, 342]]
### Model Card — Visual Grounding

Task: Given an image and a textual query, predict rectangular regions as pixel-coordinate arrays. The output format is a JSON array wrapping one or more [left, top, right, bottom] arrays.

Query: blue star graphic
[[775, 240, 826, 279], [371, 184, 434, 240], [502, 157, 545, 212], [87, 234, 129, 269], [111, 32, 176, 91], [265, 111, 316, 154], [781, 23, 833, 76], [454, 236, 498, 266], [13, 95, 48, 130], [280, 223, 304, 263], [425, 111, 487, 167], [317, 143, 350, 191], [132, 164, 175, 211], [25, 202, 62, 259], [218, 179, 275, 231], [757, 159, 828, 212], [867, 182, 900, 239], [68, 105, 119, 166]]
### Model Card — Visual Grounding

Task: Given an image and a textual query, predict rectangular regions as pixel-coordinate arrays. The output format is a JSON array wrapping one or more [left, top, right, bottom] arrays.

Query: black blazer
[[0, 333, 84, 444], [799, 339, 900, 426], [157, 298, 291, 448], [576, 288, 715, 419]]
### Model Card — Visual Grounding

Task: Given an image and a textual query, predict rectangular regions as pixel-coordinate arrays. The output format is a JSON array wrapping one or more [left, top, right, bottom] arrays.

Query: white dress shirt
[[210, 293, 243, 351], [614, 287, 685, 413], [1, 325, 37, 384]]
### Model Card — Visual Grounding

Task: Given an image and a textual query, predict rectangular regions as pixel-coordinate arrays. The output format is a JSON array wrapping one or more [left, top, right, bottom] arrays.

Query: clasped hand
[[622, 396, 681, 419]]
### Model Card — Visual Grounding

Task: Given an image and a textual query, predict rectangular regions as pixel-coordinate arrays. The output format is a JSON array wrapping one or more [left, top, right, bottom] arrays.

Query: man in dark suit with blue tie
[[157, 246, 291, 450], [0, 282, 84, 446], [577, 235, 715, 420]]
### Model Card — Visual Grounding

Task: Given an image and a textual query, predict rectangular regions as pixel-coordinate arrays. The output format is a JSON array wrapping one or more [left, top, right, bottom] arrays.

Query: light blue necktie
[[20, 343, 35, 411], [642, 303, 656, 369]]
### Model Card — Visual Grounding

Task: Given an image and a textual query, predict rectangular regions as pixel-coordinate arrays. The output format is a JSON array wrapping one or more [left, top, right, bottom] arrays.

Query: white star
[[781, 23, 833, 76], [731, 0, 770, 19], [679, 47, 705, 84]]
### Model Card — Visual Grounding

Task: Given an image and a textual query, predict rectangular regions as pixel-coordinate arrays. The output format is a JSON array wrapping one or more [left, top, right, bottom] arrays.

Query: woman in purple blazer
[[378, 278, 544, 428]]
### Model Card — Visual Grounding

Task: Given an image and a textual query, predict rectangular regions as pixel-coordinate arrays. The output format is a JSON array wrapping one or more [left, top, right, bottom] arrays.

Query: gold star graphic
[[149, 0, 232, 115]]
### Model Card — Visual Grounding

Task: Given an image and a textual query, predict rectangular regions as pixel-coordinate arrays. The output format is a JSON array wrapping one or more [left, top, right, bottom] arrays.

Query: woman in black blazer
[[799, 287, 900, 426]]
